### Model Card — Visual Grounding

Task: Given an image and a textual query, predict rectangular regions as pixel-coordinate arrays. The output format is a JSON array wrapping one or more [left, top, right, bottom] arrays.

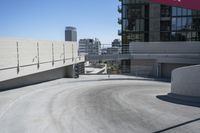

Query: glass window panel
[[172, 7, 177, 16], [192, 10, 198, 16], [188, 10, 192, 16], [186, 32, 192, 41], [123, 5, 128, 18], [136, 19, 140, 31], [172, 18, 177, 31], [186, 17, 192, 30], [193, 18, 200, 30], [182, 17, 187, 30], [161, 21, 171, 31], [161, 5, 171, 17], [191, 32, 197, 41], [180, 32, 187, 41], [171, 32, 176, 41], [175, 32, 183, 41], [123, 19, 129, 31], [141, 6, 145, 17], [177, 18, 182, 31], [140, 19, 144, 31], [128, 20, 134, 31], [177, 8, 182, 16], [182, 9, 187, 16]]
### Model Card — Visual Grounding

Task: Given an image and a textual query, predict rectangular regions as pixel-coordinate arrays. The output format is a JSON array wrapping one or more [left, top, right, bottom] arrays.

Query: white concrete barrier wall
[[0, 38, 85, 82], [171, 65, 200, 97], [0, 39, 17, 69], [130, 42, 200, 54]]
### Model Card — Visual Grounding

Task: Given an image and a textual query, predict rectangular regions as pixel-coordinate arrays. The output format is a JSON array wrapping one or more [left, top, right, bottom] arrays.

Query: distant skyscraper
[[65, 26, 77, 41]]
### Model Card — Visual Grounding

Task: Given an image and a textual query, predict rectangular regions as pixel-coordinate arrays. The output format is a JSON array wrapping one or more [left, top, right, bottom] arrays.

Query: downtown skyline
[[0, 0, 120, 44]]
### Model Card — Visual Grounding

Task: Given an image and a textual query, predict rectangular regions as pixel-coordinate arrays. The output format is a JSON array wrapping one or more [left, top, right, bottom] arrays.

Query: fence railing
[[0, 39, 83, 74]]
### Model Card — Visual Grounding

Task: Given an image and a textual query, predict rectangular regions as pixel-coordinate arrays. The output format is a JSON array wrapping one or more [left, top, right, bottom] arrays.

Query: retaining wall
[[171, 65, 200, 97]]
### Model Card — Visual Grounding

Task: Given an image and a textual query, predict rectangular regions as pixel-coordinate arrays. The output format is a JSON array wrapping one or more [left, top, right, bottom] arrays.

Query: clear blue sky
[[0, 0, 120, 44]]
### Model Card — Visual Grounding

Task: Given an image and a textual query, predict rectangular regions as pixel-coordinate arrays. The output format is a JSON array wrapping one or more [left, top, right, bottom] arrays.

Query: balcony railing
[[118, 30, 122, 36], [118, 6, 122, 13], [118, 18, 122, 24]]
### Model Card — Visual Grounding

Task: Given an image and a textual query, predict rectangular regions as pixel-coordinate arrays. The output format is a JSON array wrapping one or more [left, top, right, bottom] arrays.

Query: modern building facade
[[112, 39, 121, 47], [78, 38, 101, 55], [118, 0, 200, 78], [65, 26, 77, 41]]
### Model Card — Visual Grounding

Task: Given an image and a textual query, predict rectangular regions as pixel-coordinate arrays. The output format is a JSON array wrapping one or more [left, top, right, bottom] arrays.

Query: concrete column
[[149, 3, 160, 42]]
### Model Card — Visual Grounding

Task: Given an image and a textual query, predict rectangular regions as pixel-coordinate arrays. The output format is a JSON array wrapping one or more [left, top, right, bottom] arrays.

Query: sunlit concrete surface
[[0, 38, 84, 82], [0, 75, 199, 133], [171, 65, 200, 97]]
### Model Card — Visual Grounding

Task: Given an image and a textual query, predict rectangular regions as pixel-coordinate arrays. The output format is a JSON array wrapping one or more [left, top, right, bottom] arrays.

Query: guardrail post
[[52, 43, 54, 66], [37, 42, 40, 69], [16, 42, 20, 74], [72, 43, 74, 62], [63, 43, 65, 64]]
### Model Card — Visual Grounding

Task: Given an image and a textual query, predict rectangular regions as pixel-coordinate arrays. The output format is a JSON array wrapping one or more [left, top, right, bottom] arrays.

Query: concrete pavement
[[0, 75, 199, 133]]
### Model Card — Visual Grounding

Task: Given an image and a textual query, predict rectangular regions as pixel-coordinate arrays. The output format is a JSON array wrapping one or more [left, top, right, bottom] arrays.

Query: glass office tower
[[118, 0, 200, 73]]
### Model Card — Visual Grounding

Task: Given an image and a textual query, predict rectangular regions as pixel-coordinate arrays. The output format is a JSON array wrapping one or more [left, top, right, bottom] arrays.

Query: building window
[[161, 5, 200, 41], [161, 21, 171, 31], [161, 5, 171, 17]]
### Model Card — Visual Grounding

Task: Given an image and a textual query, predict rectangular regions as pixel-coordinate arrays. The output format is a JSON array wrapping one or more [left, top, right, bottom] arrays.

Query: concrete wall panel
[[65, 42, 73, 59], [0, 40, 17, 69], [0, 38, 85, 83], [171, 65, 200, 97], [39, 41, 52, 63], [130, 42, 200, 54], [0, 65, 74, 91], [18, 40, 37, 66]]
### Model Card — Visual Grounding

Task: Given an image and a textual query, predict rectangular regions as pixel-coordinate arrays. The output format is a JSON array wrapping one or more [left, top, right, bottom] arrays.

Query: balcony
[[118, 18, 122, 25], [118, 6, 122, 13], [118, 30, 122, 36]]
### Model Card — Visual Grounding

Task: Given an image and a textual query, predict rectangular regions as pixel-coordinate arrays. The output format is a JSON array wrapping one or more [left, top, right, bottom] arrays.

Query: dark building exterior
[[119, 0, 200, 44], [112, 39, 121, 47], [118, 0, 200, 77], [65, 26, 77, 41]]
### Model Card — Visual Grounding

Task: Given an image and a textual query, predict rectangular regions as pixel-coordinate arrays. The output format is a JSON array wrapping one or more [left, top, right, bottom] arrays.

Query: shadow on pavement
[[156, 95, 200, 108], [153, 118, 200, 133], [152, 118, 200, 133]]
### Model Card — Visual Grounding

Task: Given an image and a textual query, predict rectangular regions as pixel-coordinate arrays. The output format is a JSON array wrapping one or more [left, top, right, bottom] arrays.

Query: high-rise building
[[78, 38, 101, 55], [118, 0, 200, 44], [65, 26, 77, 41], [112, 39, 121, 48], [118, 0, 200, 77]]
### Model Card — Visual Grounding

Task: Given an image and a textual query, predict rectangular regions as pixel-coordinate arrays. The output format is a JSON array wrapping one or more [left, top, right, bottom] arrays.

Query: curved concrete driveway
[[0, 75, 199, 133]]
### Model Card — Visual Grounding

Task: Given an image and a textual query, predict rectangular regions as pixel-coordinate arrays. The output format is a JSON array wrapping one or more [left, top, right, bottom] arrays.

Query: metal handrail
[[0, 57, 83, 71]]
